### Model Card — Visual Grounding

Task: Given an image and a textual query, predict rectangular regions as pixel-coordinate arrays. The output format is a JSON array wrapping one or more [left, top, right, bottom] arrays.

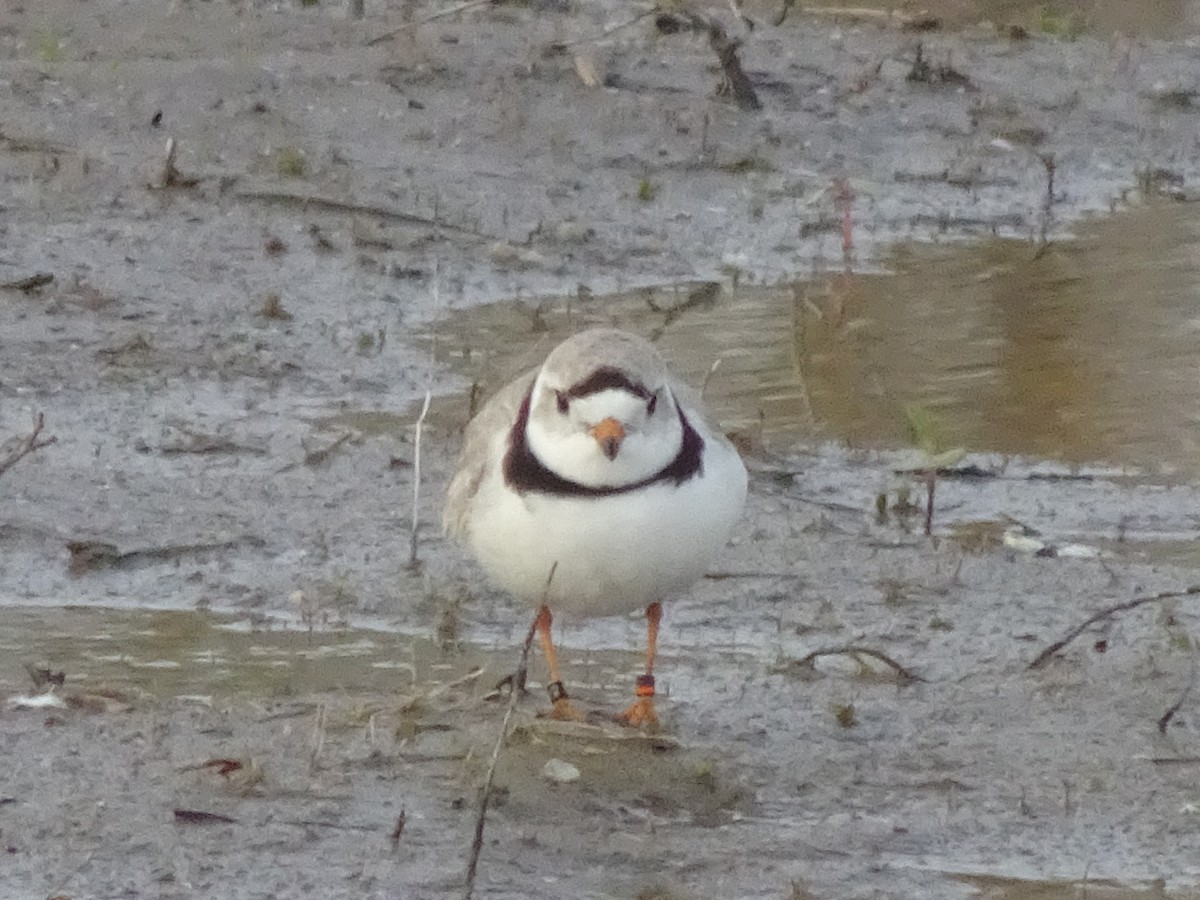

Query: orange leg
[[617, 602, 661, 728], [534, 605, 585, 721]]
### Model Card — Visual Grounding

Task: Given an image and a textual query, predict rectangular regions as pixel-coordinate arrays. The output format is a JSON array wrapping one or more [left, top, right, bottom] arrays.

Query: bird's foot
[[615, 674, 658, 728], [536, 681, 586, 722], [614, 697, 658, 729]]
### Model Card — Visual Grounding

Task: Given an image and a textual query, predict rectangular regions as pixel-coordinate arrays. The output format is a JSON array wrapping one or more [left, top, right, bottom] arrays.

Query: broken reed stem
[[1159, 637, 1199, 734], [0, 412, 56, 480], [1028, 584, 1200, 669], [309, 704, 327, 770], [923, 469, 935, 536], [548, 8, 657, 50], [700, 357, 722, 401], [463, 614, 539, 899], [707, 20, 761, 110], [409, 391, 433, 568], [366, 0, 495, 45]]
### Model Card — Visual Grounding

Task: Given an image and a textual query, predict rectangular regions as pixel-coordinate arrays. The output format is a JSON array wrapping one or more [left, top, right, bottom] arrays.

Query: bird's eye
[[646, 394, 658, 416], [555, 392, 569, 414]]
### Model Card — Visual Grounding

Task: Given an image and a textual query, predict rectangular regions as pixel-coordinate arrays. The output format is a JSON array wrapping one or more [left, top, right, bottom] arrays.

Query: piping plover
[[444, 328, 747, 726]]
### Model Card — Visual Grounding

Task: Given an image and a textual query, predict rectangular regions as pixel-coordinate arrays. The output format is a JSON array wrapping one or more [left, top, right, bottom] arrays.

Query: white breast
[[466, 433, 747, 617]]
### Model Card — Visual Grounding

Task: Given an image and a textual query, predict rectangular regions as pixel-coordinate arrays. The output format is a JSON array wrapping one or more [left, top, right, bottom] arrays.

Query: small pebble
[[541, 758, 581, 784]]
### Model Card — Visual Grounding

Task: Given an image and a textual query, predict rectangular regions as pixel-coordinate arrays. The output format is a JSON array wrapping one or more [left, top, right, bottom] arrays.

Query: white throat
[[525, 386, 684, 489]]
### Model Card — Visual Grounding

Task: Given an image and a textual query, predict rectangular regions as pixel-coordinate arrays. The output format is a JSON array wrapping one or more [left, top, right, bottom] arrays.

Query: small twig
[[391, 808, 407, 847], [149, 137, 199, 190], [704, 570, 802, 580], [1036, 152, 1057, 253], [1028, 585, 1200, 669], [234, 188, 485, 237], [1158, 636, 1199, 734], [700, 357, 722, 401], [0, 272, 54, 293], [803, 5, 934, 25], [832, 176, 854, 257], [923, 467, 935, 536], [282, 818, 378, 832], [547, 8, 657, 51], [409, 390, 433, 569], [309, 703, 328, 770], [174, 809, 238, 826], [463, 620, 537, 899], [424, 665, 486, 701], [366, 0, 496, 45], [0, 412, 57, 480], [464, 564, 555, 899], [707, 21, 761, 110], [783, 645, 924, 682], [302, 431, 353, 467]]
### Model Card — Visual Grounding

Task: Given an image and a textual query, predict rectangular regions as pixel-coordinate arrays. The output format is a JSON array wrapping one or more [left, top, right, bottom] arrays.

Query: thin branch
[[464, 564, 556, 899], [700, 357, 722, 401], [1028, 585, 1200, 670], [1159, 636, 1199, 734], [309, 703, 327, 771], [148, 137, 199, 190], [366, 0, 496, 45], [707, 20, 761, 111], [0, 412, 56, 480], [781, 645, 924, 682], [0, 272, 54, 293], [234, 187, 485, 237], [546, 8, 657, 51]]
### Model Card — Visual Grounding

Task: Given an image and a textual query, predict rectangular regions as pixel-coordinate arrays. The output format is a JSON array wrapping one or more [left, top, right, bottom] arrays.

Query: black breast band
[[503, 392, 705, 498]]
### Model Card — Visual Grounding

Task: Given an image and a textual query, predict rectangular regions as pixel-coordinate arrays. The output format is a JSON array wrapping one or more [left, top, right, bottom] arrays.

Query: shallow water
[[809, 0, 1200, 39], [427, 202, 1200, 477], [0, 606, 449, 700]]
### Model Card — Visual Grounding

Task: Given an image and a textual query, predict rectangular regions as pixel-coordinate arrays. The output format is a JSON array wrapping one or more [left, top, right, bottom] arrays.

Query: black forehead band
[[563, 367, 653, 401]]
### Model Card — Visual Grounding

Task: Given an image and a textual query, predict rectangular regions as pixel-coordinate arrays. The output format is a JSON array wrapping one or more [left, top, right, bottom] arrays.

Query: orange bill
[[590, 416, 626, 460]]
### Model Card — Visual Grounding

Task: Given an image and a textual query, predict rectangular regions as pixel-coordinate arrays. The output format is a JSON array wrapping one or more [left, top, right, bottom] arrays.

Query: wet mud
[[4, 0, 1200, 897]]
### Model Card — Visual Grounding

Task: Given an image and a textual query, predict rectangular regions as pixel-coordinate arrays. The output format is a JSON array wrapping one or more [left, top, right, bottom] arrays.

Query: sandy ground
[[5, 0, 1200, 897]]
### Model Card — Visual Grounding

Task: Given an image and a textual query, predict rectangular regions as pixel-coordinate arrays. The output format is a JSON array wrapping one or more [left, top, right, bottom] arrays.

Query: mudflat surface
[[4, 1, 1200, 898]]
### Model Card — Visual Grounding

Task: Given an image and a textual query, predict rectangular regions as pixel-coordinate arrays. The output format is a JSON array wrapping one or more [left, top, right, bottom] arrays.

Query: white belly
[[467, 443, 746, 617]]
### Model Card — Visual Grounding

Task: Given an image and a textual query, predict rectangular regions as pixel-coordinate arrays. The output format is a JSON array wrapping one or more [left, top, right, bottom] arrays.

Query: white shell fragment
[[541, 758, 581, 784]]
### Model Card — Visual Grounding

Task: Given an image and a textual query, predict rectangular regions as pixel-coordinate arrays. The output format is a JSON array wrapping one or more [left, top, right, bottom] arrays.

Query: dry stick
[[1158, 636, 1199, 734], [309, 703, 328, 770], [789, 645, 924, 682], [234, 188, 484, 237], [548, 7, 657, 50], [700, 357, 723, 401], [803, 4, 926, 21], [464, 564, 556, 900], [150, 137, 198, 190], [366, 0, 496, 45], [1028, 585, 1200, 670], [409, 390, 433, 569], [0, 272, 53, 293], [922, 468, 935, 536], [0, 412, 56, 480], [1035, 153, 1057, 253], [707, 20, 761, 111]]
